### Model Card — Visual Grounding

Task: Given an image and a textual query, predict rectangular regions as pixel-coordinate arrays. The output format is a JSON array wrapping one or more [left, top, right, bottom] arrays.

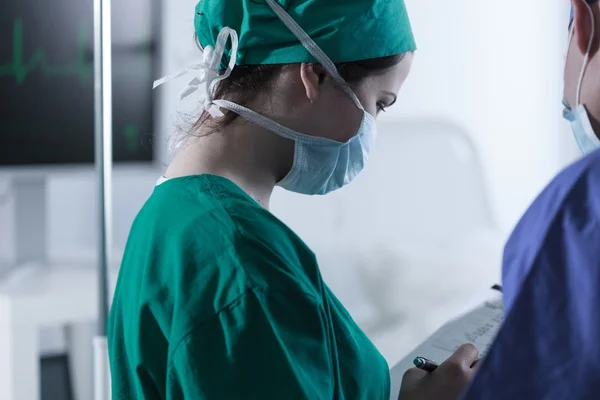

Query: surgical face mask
[[564, 1, 600, 155], [154, 0, 376, 195], [563, 105, 600, 154]]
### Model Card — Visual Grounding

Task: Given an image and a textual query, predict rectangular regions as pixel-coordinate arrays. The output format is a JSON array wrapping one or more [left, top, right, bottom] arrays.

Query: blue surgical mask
[[276, 112, 376, 195], [564, 2, 600, 155], [214, 98, 376, 195], [563, 105, 600, 155]]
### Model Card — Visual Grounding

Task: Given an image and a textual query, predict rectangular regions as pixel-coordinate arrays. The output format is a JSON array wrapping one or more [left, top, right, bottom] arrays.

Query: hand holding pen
[[398, 344, 480, 400], [413, 356, 439, 372], [413, 354, 482, 373]]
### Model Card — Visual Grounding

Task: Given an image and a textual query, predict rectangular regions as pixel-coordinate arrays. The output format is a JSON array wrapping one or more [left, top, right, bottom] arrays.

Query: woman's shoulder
[[139, 173, 318, 274], [120, 173, 325, 320]]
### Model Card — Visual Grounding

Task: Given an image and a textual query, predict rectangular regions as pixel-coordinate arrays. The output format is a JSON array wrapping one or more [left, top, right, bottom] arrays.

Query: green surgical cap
[[194, 0, 416, 66]]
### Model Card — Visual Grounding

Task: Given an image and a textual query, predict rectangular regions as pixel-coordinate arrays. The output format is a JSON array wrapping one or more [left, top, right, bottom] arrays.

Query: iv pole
[[92, 0, 113, 396]]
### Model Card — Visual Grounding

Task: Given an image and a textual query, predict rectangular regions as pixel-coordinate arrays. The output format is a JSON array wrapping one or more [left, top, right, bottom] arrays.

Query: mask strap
[[213, 99, 344, 145], [263, 0, 364, 111], [153, 27, 239, 118], [575, 1, 595, 106]]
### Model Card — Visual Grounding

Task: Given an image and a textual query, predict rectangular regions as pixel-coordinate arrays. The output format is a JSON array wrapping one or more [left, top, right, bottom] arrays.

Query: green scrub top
[[107, 175, 390, 399]]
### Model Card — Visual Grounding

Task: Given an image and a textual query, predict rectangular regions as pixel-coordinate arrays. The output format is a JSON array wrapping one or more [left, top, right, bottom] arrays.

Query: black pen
[[413, 356, 438, 372]]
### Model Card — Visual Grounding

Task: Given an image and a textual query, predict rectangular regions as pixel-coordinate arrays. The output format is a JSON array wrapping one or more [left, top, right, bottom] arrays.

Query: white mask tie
[[153, 27, 239, 118]]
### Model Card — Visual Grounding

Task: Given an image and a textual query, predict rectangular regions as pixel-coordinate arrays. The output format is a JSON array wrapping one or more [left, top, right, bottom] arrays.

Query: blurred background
[[0, 0, 577, 399]]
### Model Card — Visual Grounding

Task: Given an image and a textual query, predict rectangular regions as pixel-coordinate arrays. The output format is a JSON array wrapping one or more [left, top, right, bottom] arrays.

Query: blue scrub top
[[463, 149, 600, 399]]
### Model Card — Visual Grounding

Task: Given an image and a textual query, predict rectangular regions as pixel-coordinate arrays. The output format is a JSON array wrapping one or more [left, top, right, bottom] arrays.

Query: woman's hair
[[186, 34, 407, 139]]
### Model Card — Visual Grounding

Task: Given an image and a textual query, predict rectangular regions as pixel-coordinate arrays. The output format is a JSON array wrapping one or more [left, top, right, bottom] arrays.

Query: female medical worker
[[462, 0, 600, 399], [107, 0, 480, 399]]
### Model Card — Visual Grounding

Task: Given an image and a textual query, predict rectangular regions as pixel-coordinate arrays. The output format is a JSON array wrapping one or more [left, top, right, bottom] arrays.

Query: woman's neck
[[165, 121, 294, 208]]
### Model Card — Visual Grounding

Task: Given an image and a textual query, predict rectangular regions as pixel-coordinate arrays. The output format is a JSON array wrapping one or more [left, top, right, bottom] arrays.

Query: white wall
[[0, 0, 582, 398], [397, 0, 578, 234]]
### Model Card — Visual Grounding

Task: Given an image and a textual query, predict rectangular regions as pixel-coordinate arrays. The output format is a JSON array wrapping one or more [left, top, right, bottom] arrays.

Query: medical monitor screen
[[0, 0, 157, 166]]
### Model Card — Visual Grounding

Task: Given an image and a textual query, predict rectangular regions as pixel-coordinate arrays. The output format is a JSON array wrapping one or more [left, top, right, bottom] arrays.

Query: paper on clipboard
[[388, 286, 504, 400]]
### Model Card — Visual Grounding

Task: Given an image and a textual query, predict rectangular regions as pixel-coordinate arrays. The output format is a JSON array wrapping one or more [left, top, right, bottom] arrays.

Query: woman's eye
[[377, 103, 387, 113]]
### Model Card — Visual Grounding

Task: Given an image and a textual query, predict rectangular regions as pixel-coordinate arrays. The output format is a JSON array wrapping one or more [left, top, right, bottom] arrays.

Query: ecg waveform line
[[0, 18, 155, 86], [0, 18, 92, 86]]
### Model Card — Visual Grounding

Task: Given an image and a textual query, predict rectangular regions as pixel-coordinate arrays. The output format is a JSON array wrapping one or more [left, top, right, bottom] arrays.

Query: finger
[[398, 368, 429, 400], [402, 367, 428, 382], [443, 343, 480, 369], [472, 354, 487, 372]]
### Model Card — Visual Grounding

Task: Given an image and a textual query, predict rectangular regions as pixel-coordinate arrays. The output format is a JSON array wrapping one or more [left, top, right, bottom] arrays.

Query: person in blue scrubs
[[462, 0, 600, 398]]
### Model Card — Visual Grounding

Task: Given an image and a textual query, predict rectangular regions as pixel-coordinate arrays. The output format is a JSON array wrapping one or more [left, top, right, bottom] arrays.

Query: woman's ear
[[571, 0, 599, 55], [299, 63, 327, 103]]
